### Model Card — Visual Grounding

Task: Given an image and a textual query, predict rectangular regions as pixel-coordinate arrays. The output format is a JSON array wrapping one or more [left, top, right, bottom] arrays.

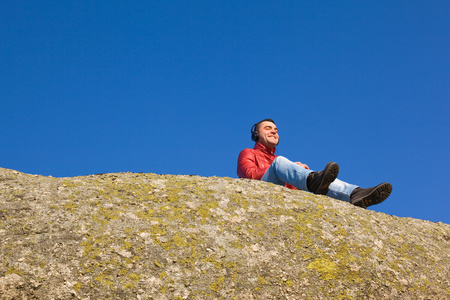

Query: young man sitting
[[237, 118, 392, 208]]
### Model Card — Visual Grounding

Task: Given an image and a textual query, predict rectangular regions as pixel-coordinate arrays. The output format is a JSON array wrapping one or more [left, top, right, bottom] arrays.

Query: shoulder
[[239, 147, 256, 155], [239, 148, 254, 154], [238, 148, 256, 159]]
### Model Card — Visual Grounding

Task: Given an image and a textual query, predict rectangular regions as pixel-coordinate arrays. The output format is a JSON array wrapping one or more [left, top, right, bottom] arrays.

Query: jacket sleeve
[[237, 149, 268, 180]]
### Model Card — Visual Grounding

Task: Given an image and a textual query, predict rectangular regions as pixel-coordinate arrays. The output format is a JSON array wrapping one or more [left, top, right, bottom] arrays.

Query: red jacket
[[237, 143, 276, 179], [237, 143, 297, 189]]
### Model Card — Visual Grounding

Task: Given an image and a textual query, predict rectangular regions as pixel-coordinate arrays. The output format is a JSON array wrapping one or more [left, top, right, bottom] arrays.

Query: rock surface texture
[[0, 167, 449, 299]]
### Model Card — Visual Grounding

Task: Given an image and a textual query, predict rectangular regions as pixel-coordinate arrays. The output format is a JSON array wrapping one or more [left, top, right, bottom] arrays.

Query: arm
[[237, 149, 268, 180]]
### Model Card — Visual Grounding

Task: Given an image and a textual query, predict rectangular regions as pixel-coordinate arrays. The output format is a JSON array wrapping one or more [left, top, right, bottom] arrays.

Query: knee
[[273, 156, 288, 166], [272, 156, 293, 171]]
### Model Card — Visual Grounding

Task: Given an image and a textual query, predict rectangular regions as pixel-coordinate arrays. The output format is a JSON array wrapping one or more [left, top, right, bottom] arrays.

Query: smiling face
[[256, 121, 279, 148]]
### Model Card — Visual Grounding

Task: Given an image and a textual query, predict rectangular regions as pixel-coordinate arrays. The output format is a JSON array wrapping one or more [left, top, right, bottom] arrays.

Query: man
[[237, 118, 392, 208]]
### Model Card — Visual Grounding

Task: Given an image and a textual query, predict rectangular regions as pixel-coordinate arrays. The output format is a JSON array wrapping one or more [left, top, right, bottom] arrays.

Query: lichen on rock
[[0, 167, 449, 299]]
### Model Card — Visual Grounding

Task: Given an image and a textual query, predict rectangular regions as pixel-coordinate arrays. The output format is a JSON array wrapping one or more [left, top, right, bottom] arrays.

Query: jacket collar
[[254, 142, 276, 155]]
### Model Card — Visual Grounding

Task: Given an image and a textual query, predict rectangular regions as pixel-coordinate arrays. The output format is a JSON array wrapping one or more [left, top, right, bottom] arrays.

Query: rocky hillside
[[0, 168, 449, 299]]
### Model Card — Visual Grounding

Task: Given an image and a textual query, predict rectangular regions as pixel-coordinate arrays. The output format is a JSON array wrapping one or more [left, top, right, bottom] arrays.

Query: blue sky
[[1, 1, 449, 224]]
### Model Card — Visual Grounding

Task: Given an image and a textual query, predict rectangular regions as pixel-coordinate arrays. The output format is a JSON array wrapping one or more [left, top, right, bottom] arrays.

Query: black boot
[[350, 183, 392, 208], [307, 162, 339, 195]]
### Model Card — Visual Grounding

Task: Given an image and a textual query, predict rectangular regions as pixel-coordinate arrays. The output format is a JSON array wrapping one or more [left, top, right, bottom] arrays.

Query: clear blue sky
[[1, 1, 449, 224]]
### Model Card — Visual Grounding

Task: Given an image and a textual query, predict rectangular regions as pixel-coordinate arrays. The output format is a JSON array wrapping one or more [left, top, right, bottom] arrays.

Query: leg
[[262, 156, 357, 202], [262, 157, 391, 207], [327, 180, 393, 207], [261, 156, 313, 191], [326, 178, 359, 202]]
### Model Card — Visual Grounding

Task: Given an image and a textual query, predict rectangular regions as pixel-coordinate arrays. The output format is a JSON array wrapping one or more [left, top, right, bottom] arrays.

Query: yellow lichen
[[307, 258, 337, 280], [128, 273, 141, 282], [124, 282, 134, 289], [209, 276, 225, 292], [5, 267, 24, 275], [73, 282, 82, 291]]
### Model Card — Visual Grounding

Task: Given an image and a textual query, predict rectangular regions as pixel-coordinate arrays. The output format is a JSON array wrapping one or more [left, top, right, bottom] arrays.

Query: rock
[[0, 167, 449, 299]]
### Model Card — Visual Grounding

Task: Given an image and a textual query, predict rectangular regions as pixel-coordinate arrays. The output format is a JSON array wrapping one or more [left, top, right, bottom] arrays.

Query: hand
[[295, 162, 309, 169]]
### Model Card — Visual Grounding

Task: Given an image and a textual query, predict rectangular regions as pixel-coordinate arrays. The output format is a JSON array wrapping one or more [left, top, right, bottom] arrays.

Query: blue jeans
[[261, 156, 359, 202]]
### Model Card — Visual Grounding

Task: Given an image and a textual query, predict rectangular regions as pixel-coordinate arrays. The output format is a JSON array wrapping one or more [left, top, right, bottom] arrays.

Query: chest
[[254, 152, 276, 169]]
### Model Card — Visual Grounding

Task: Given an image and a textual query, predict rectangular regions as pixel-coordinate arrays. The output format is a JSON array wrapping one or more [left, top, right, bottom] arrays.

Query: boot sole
[[316, 162, 339, 195], [353, 182, 392, 208]]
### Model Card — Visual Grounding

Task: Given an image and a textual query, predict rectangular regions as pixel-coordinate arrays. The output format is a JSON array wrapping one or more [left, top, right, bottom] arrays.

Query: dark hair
[[251, 118, 276, 142]]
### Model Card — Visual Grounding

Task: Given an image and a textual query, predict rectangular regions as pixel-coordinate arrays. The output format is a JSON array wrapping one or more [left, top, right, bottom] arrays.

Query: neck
[[256, 142, 276, 153]]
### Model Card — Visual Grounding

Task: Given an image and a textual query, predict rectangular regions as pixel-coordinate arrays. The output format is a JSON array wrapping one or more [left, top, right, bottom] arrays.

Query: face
[[257, 121, 279, 148]]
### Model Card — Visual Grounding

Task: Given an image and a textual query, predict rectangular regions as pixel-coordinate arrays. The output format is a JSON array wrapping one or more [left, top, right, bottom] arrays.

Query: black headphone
[[251, 123, 259, 142]]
